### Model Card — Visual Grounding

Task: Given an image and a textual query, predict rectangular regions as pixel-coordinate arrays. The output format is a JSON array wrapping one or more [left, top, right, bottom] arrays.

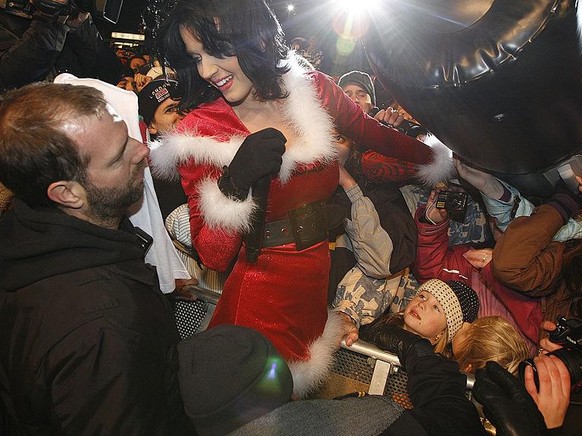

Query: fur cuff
[[288, 311, 344, 398], [416, 134, 455, 187], [197, 177, 257, 233], [149, 133, 242, 182]]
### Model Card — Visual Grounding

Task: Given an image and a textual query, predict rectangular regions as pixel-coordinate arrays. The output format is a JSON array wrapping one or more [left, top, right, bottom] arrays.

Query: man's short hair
[[338, 70, 376, 106], [0, 82, 108, 207]]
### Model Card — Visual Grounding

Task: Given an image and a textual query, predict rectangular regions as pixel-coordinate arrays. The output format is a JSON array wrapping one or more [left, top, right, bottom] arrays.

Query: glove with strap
[[473, 361, 548, 436], [218, 128, 286, 201], [360, 322, 433, 363]]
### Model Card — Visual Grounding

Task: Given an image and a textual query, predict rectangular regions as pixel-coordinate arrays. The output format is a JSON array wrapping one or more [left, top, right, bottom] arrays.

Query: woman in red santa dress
[[152, 0, 450, 396]]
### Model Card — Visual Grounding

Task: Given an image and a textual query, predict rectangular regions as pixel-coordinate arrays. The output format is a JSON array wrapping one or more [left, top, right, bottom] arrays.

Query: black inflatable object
[[363, 0, 582, 196]]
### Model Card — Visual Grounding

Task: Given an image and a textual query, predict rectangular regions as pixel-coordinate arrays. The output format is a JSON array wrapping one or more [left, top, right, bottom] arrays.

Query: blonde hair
[[453, 316, 529, 375]]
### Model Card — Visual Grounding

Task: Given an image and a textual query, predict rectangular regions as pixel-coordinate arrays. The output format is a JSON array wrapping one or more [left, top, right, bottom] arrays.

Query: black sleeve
[[384, 343, 486, 436], [55, 16, 122, 84], [0, 13, 69, 90]]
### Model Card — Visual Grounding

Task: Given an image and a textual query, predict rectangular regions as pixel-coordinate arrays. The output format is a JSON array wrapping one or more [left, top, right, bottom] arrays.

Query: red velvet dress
[[151, 56, 441, 395]]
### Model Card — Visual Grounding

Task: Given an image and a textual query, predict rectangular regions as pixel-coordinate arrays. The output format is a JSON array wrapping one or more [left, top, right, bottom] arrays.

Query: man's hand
[[134, 73, 152, 92], [539, 320, 563, 353], [374, 107, 404, 128], [66, 11, 90, 30], [524, 354, 570, 429], [173, 278, 199, 301]]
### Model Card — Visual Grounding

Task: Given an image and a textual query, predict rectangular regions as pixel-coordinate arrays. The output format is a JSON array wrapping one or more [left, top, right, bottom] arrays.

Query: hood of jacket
[[0, 199, 150, 291]]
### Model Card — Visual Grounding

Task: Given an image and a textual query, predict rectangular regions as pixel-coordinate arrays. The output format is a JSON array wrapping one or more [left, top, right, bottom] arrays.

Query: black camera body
[[549, 316, 582, 347], [396, 119, 429, 139], [519, 316, 582, 386], [435, 190, 468, 214]]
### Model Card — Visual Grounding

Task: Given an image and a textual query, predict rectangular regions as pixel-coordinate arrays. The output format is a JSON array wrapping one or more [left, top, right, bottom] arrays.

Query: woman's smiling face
[[403, 290, 447, 343], [179, 27, 255, 105]]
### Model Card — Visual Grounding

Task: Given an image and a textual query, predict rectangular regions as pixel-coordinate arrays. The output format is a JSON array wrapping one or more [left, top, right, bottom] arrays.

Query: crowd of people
[[1, 0, 581, 434]]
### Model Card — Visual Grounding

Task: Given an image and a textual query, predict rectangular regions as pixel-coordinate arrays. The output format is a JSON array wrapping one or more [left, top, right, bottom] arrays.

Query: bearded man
[[0, 82, 193, 434]]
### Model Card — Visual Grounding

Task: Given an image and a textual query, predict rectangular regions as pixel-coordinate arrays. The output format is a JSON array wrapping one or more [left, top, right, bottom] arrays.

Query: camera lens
[[519, 347, 582, 387], [550, 347, 582, 385]]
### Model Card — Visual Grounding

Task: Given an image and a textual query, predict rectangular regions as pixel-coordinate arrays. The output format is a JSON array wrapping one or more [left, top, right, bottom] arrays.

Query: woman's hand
[[463, 248, 493, 269], [454, 157, 505, 199], [425, 189, 448, 224]]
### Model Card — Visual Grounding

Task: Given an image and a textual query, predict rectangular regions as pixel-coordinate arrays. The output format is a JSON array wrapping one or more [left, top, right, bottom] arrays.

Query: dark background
[[97, 0, 371, 77]]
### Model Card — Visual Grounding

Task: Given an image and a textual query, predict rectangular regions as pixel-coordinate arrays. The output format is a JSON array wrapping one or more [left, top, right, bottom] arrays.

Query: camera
[[519, 316, 582, 386], [396, 119, 429, 139], [435, 190, 468, 215]]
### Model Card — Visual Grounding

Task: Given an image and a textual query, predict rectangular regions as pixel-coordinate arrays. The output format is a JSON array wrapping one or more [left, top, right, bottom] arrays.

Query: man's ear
[[47, 181, 85, 210], [148, 122, 158, 136]]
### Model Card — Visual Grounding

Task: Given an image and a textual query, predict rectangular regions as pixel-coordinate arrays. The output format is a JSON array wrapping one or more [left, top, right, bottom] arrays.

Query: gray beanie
[[177, 325, 294, 435], [338, 70, 376, 106]]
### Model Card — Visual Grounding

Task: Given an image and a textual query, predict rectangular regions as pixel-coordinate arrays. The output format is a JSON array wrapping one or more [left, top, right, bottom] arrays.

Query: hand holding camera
[[523, 354, 570, 430], [424, 189, 452, 225]]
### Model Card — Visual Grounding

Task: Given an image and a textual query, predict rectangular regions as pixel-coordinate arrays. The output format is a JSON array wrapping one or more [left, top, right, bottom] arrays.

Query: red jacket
[[413, 206, 542, 344]]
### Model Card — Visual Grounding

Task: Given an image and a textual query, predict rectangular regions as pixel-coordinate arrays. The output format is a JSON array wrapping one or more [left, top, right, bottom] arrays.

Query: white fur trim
[[277, 54, 337, 182], [197, 177, 257, 232], [149, 54, 337, 185], [288, 311, 344, 398], [149, 134, 244, 181], [416, 134, 455, 186]]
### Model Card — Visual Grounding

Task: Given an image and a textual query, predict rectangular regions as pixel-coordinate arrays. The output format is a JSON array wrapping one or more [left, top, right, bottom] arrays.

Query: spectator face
[[332, 131, 353, 164], [149, 98, 184, 135], [342, 83, 373, 114], [130, 57, 146, 71], [68, 107, 150, 224], [403, 290, 448, 343], [179, 29, 254, 105], [117, 76, 137, 93]]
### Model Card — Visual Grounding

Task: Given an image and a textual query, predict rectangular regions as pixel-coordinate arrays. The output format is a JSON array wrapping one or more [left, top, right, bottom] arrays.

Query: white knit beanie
[[419, 279, 479, 341]]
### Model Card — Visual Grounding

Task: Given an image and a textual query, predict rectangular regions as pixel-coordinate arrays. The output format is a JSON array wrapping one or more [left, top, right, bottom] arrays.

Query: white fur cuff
[[417, 134, 455, 186], [197, 177, 257, 233], [288, 311, 344, 398]]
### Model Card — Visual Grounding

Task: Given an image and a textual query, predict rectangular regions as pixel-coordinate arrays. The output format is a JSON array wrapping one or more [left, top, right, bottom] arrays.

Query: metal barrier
[[172, 292, 474, 402]]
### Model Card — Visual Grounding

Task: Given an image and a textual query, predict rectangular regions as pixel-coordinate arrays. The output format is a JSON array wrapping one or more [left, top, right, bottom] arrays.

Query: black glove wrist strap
[[218, 166, 249, 201]]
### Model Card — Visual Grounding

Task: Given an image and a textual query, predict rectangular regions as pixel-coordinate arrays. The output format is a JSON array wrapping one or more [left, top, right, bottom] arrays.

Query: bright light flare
[[287, 4, 295, 12], [335, 0, 380, 15]]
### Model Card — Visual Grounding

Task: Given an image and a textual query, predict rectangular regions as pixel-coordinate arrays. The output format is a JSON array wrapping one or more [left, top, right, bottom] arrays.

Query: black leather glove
[[359, 322, 432, 363], [218, 128, 286, 200], [473, 361, 548, 436]]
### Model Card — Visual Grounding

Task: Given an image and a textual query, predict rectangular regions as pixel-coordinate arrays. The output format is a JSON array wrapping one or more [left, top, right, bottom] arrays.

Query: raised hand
[[218, 128, 286, 200], [454, 157, 504, 199]]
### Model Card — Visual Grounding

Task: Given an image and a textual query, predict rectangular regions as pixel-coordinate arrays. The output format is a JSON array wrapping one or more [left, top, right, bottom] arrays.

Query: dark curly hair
[[158, 0, 290, 110]]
